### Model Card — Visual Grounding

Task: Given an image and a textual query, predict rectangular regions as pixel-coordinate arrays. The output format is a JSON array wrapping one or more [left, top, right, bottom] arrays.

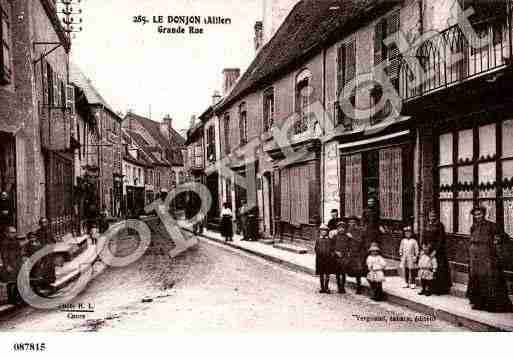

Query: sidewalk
[[189, 227, 513, 332], [0, 236, 105, 318]]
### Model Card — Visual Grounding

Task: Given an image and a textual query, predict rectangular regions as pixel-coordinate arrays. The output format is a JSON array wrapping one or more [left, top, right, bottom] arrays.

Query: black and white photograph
[[1, 0, 513, 354]]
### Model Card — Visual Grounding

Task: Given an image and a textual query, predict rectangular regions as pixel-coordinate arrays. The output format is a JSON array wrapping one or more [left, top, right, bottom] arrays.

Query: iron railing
[[400, 12, 512, 101]]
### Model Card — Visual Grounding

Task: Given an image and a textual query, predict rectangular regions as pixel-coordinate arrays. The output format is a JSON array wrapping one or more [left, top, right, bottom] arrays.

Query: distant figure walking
[[220, 202, 233, 242]]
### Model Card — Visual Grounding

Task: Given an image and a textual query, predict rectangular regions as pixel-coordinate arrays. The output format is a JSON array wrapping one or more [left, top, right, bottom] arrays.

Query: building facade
[[0, 0, 74, 236]]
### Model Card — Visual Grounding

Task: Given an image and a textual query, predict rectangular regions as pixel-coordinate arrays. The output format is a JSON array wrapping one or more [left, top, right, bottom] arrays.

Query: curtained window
[[379, 147, 402, 220], [439, 119, 512, 235], [263, 87, 274, 132], [344, 154, 363, 218]]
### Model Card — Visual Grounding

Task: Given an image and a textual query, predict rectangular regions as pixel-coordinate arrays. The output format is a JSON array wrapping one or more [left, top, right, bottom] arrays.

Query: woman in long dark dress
[[220, 202, 233, 242], [344, 216, 366, 294], [466, 206, 512, 312], [423, 209, 452, 295]]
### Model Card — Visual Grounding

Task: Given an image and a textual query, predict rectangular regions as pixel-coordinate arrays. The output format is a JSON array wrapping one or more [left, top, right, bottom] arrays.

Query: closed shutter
[[386, 11, 401, 83], [346, 39, 356, 84], [337, 44, 345, 96], [66, 84, 75, 114], [43, 62, 49, 105], [344, 154, 363, 217], [53, 73, 59, 107], [379, 147, 403, 220], [273, 169, 280, 220], [374, 19, 385, 65]]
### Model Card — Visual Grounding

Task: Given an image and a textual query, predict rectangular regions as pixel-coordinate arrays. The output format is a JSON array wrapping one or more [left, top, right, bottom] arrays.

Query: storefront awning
[[275, 151, 318, 169], [338, 130, 410, 150]]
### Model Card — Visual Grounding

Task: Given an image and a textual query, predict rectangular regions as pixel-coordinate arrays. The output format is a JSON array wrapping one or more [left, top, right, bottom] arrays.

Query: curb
[[191, 229, 512, 332]]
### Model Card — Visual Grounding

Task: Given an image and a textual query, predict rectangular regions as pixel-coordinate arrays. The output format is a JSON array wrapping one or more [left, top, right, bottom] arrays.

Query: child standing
[[418, 242, 438, 296], [315, 224, 334, 293], [399, 226, 419, 289], [366, 242, 387, 301]]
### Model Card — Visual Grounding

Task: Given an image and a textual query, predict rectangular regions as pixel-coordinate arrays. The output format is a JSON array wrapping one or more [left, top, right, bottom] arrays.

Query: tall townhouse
[[0, 0, 77, 236], [70, 64, 123, 218], [71, 70, 100, 234]]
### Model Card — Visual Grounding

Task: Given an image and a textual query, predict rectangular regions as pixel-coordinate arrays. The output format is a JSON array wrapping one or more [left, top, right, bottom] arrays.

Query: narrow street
[[0, 231, 464, 332]]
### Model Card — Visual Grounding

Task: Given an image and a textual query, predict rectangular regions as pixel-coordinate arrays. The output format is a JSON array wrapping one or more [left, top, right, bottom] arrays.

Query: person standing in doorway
[[423, 209, 452, 294], [327, 209, 341, 231]]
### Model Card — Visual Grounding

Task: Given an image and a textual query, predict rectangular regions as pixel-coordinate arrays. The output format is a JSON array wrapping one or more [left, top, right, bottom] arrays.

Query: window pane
[[457, 165, 473, 185], [503, 119, 513, 158], [458, 129, 473, 162], [503, 159, 513, 181], [479, 124, 496, 159], [439, 133, 453, 165], [440, 201, 454, 233], [458, 200, 473, 234], [439, 167, 453, 187], [479, 199, 496, 222], [478, 162, 496, 185]]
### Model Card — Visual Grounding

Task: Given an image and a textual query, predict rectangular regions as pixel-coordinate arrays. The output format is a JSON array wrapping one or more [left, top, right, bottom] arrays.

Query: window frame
[[0, 4, 11, 85], [223, 113, 230, 154], [294, 69, 311, 135], [263, 87, 274, 133]]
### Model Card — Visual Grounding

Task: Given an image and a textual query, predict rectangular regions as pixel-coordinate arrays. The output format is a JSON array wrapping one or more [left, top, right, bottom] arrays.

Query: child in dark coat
[[315, 224, 334, 293]]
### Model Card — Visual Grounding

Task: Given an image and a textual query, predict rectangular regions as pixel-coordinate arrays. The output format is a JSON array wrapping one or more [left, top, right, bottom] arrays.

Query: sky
[[70, 0, 261, 134]]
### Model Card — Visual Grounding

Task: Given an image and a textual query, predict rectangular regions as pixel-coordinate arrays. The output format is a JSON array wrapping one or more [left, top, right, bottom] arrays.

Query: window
[[207, 126, 215, 162], [335, 40, 356, 126], [344, 153, 363, 218], [0, 5, 11, 85], [438, 120, 513, 236], [47, 63, 54, 106], [263, 87, 274, 132], [374, 11, 400, 89], [239, 103, 247, 145], [294, 69, 311, 134], [223, 114, 230, 154]]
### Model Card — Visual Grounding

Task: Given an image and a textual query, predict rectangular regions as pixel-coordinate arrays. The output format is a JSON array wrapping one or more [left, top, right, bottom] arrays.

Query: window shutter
[[42, 61, 48, 105], [346, 40, 356, 84], [66, 84, 75, 114], [374, 19, 384, 65], [53, 73, 59, 107], [386, 11, 401, 83], [337, 44, 346, 95]]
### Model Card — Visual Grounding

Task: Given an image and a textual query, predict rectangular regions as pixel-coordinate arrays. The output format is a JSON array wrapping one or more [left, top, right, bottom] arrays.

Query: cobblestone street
[[0, 232, 465, 332]]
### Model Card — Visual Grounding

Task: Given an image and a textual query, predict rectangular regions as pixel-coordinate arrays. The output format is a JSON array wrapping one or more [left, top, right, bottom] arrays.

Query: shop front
[[334, 125, 415, 259]]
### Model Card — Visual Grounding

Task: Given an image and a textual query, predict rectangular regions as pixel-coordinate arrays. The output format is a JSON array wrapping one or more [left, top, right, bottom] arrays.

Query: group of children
[[316, 221, 439, 301], [399, 226, 438, 296]]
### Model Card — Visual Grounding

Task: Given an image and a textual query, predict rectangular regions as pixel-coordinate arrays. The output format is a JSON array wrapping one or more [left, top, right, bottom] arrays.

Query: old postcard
[[1, 0, 513, 353]]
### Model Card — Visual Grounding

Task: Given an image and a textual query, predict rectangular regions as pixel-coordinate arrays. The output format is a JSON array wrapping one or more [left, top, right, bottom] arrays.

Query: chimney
[[160, 114, 173, 142], [222, 68, 240, 96], [189, 115, 197, 129], [254, 21, 263, 52], [212, 90, 221, 106]]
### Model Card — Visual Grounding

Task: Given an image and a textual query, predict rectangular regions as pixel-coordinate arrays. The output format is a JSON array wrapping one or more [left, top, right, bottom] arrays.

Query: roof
[[216, 0, 399, 112], [69, 63, 121, 121], [124, 112, 185, 166]]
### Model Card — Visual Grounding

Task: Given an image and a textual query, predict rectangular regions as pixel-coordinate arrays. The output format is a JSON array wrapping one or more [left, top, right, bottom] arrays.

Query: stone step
[[273, 242, 308, 254], [260, 239, 275, 245]]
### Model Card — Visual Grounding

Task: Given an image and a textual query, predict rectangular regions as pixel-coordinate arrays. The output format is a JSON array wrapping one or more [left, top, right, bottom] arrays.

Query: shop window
[[0, 5, 11, 85], [438, 120, 513, 235]]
